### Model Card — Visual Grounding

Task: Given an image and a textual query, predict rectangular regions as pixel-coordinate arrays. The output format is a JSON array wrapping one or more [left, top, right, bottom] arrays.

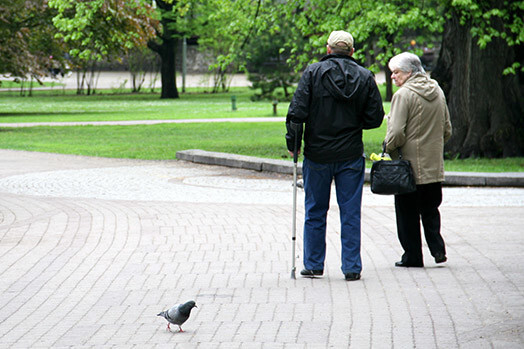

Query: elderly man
[[285, 30, 384, 281]]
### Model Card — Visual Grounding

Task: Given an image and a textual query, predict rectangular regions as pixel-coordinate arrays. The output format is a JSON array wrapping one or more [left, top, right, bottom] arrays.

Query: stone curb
[[176, 149, 524, 187], [176, 149, 297, 174]]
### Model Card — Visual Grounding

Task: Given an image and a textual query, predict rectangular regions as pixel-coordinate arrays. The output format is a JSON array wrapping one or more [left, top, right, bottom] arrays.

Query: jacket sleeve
[[285, 70, 310, 152], [443, 101, 452, 143], [362, 75, 385, 130], [385, 90, 409, 153]]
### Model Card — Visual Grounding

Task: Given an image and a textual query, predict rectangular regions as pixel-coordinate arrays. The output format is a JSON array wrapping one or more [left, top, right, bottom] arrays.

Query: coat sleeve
[[285, 70, 311, 152], [362, 75, 385, 130], [443, 101, 452, 143], [385, 90, 409, 153]]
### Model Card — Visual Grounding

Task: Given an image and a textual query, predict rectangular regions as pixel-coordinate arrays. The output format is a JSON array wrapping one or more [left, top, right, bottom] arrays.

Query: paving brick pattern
[[0, 150, 522, 348]]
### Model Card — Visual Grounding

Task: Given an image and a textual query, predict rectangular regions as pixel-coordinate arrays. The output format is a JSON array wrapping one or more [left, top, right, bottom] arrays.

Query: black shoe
[[395, 261, 424, 268], [300, 269, 323, 277], [434, 253, 447, 264], [344, 272, 361, 281]]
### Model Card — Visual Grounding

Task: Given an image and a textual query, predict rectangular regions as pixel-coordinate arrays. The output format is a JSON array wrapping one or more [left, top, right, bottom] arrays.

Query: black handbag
[[370, 146, 417, 195]]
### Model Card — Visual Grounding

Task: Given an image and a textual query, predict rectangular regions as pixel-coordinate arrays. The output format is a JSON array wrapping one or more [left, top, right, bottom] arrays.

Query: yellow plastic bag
[[370, 152, 392, 161]]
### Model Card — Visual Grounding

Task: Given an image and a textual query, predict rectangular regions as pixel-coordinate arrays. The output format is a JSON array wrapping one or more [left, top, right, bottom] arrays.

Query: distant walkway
[[1, 71, 386, 91], [0, 72, 253, 91]]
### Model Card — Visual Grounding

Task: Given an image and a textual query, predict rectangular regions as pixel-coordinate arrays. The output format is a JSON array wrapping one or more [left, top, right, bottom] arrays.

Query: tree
[[345, 1, 442, 101], [147, 0, 215, 98], [147, 0, 181, 99], [126, 47, 160, 93], [193, 0, 300, 97], [282, 0, 524, 158], [282, 0, 443, 101], [49, 0, 157, 94], [194, 0, 265, 93], [0, 0, 66, 83], [245, 9, 301, 101], [432, 0, 524, 157]]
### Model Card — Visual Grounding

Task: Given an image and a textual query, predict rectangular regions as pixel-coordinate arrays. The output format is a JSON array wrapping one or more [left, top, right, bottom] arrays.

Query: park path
[[0, 149, 522, 347], [0, 71, 386, 92]]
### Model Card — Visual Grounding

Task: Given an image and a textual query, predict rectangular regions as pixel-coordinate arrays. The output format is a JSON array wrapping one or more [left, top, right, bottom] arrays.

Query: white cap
[[327, 30, 354, 51]]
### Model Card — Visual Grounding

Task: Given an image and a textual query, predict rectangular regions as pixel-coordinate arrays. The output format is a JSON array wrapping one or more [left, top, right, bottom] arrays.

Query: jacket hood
[[319, 55, 361, 102], [403, 73, 439, 101]]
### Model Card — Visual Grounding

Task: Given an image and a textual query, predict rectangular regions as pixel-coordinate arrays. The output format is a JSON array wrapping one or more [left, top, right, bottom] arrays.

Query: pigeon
[[157, 300, 197, 332]]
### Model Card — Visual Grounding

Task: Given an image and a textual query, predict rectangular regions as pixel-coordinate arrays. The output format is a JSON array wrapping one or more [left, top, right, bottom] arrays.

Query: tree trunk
[[384, 64, 393, 102], [384, 36, 394, 102], [159, 37, 178, 99], [432, 7, 524, 158], [148, 0, 179, 99]]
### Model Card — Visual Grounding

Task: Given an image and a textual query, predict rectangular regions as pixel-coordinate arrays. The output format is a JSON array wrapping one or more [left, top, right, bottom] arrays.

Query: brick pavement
[[0, 149, 522, 348]]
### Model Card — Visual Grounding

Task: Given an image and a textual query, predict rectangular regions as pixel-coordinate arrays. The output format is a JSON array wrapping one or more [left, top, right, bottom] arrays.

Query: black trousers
[[394, 182, 446, 266]]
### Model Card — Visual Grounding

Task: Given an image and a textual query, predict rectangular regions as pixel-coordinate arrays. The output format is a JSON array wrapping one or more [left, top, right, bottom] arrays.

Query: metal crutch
[[290, 122, 302, 279]]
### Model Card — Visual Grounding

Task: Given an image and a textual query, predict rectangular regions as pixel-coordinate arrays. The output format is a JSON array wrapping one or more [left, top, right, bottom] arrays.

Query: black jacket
[[286, 54, 384, 163]]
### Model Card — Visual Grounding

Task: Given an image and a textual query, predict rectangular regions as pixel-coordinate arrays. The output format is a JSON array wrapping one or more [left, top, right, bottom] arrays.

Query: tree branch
[[239, 0, 262, 50], [147, 39, 162, 54]]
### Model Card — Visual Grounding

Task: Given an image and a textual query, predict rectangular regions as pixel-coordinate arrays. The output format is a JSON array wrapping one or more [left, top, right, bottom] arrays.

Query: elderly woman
[[385, 52, 452, 268]]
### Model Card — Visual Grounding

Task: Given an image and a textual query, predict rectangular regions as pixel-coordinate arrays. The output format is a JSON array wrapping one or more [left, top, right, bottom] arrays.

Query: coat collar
[[320, 54, 356, 63]]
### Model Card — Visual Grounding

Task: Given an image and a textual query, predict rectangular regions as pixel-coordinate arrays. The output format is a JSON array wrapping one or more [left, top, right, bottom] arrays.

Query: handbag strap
[[382, 142, 403, 159]]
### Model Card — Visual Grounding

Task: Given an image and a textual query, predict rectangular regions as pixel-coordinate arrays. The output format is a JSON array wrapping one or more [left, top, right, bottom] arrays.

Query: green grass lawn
[[0, 123, 288, 159], [0, 87, 522, 172], [0, 88, 285, 122], [0, 79, 65, 89], [0, 120, 387, 161]]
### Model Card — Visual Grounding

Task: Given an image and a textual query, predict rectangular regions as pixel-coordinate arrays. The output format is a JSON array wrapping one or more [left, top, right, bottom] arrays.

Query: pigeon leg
[[166, 323, 172, 332], [178, 325, 184, 333]]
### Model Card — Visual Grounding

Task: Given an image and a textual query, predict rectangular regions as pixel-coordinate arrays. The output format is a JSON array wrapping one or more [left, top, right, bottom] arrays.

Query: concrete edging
[[175, 149, 524, 187]]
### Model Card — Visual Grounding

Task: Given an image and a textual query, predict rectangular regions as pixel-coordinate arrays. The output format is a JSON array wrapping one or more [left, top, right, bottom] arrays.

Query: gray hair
[[388, 52, 425, 74]]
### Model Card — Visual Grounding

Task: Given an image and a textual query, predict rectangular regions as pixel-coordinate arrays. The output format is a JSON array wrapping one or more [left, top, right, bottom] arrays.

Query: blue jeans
[[302, 156, 365, 274]]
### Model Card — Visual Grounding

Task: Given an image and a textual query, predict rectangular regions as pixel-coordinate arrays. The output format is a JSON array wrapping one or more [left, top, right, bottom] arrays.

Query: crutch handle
[[290, 122, 303, 163]]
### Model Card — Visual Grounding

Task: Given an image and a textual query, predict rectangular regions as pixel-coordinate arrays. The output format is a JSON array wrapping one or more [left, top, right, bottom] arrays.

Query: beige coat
[[385, 73, 452, 185]]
